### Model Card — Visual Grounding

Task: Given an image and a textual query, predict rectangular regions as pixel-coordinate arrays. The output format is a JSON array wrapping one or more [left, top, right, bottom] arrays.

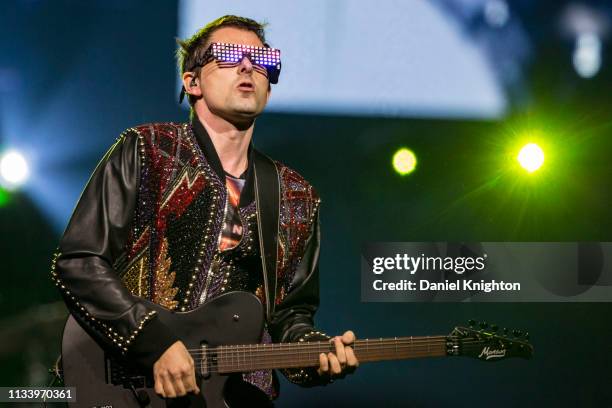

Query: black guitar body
[[61, 291, 265, 408]]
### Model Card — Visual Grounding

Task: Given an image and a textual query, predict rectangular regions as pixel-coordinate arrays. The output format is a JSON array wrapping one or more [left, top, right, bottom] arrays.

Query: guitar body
[[61, 291, 265, 408]]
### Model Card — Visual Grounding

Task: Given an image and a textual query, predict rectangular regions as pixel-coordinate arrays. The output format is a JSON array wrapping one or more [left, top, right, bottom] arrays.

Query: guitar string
[[184, 337, 505, 357], [183, 344, 496, 374], [185, 341, 507, 365], [185, 343, 496, 373], [189, 345, 512, 371], [185, 336, 446, 354], [183, 333, 523, 353], [189, 340, 486, 360], [186, 338, 449, 358], [193, 350, 450, 374]]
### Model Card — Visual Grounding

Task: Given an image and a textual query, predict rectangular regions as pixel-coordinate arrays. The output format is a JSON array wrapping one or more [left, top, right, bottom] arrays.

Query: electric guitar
[[61, 291, 533, 408]]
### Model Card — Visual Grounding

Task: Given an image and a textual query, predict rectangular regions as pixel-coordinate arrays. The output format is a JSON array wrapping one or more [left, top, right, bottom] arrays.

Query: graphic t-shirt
[[218, 174, 245, 251]]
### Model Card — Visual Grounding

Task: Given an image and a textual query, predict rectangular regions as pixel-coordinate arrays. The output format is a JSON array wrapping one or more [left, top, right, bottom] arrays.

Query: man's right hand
[[153, 341, 200, 398]]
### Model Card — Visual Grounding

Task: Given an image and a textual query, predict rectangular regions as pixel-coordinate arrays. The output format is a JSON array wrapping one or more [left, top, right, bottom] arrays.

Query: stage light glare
[[392, 148, 417, 175], [517, 143, 544, 173], [484, 0, 510, 28], [0, 150, 30, 189], [573, 32, 601, 78]]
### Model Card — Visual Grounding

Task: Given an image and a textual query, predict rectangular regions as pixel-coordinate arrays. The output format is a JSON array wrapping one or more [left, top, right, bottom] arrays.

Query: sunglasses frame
[[197, 42, 281, 84]]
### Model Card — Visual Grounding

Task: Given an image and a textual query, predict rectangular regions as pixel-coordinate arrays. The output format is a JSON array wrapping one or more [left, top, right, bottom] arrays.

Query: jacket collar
[[191, 115, 255, 207]]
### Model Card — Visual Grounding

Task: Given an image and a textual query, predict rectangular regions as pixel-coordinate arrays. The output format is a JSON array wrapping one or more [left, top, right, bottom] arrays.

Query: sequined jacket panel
[[51, 122, 331, 393]]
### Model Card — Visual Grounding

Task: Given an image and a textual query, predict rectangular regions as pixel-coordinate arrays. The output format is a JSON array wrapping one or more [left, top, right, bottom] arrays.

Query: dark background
[[1, 1, 611, 406]]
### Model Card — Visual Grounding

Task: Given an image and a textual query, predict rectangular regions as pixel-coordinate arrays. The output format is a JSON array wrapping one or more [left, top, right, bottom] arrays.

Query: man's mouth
[[237, 81, 255, 92]]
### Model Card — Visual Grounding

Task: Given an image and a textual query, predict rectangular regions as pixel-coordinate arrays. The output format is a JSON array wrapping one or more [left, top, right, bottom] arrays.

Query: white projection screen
[[178, 0, 506, 119]]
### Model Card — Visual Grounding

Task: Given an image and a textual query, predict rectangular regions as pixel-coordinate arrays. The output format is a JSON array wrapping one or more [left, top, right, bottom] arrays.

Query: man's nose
[[239, 54, 254, 72]]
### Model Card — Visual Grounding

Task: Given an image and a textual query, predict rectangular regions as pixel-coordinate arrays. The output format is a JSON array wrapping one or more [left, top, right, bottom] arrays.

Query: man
[[51, 15, 357, 406]]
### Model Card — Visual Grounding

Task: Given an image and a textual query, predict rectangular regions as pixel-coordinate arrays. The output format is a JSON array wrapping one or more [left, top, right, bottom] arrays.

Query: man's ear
[[182, 71, 202, 97]]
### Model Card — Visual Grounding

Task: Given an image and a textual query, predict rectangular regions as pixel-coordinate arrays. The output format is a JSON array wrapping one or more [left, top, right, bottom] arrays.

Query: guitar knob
[[523, 332, 529, 340], [479, 321, 488, 329], [513, 329, 522, 337], [137, 391, 150, 406], [503, 328, 509, 335]]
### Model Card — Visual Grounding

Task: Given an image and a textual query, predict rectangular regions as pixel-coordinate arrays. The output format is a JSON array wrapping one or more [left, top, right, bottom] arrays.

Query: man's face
[[197, 27, 271, 126]]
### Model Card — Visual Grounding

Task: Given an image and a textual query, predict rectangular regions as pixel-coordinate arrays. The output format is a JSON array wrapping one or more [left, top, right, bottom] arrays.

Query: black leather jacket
[[51, 120, 330, 387]]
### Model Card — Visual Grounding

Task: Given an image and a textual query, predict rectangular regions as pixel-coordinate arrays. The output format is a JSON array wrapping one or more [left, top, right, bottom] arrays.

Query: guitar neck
[[212, 336, 447, 373]]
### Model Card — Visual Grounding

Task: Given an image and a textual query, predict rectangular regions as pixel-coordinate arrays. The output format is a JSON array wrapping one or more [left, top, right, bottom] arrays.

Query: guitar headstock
[[446, 320, 533, 361]]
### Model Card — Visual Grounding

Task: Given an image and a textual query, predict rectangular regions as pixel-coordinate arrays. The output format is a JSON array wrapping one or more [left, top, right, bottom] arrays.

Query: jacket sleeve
[[51, 129, 178, 369], [267, 204, 333, 387]]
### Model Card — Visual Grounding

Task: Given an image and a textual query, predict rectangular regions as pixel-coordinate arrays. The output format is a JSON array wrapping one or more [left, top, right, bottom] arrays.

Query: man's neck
[[194, 105, 253, 178]]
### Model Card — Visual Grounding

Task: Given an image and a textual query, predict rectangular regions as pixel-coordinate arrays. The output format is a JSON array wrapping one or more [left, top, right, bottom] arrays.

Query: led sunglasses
[[200, 42, 282, 84]]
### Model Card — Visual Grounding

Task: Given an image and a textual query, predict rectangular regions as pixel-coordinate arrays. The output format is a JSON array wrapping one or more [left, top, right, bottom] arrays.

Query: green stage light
[[517, 143, 545, 173], [0, 187, 9, 208], [392, 148, 417, 175]]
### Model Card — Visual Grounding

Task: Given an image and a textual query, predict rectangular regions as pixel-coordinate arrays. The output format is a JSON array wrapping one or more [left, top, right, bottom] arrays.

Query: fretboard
[[203, 336, 447, 373]]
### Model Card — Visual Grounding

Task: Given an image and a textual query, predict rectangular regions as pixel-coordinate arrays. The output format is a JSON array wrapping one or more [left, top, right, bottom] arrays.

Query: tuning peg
[[523, 332, 529, 340], [490, 324, 498, 332], [513, 329, 522, 337], [468, 319, 476, 327], [479, 321, 488, 329]]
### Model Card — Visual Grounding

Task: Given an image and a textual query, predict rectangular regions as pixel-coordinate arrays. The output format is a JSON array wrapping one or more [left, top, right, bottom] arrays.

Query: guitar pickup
[[106, 354, 153, 388]]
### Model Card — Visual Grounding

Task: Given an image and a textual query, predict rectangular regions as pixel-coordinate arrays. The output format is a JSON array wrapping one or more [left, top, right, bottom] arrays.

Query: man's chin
[[226, 110, 260, 129], [210, 103, 264, 128], [232, 103, 265, 118]]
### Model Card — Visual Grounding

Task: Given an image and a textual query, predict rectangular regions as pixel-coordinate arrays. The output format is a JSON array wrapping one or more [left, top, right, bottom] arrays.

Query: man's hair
[[176, 15, 269, 106]]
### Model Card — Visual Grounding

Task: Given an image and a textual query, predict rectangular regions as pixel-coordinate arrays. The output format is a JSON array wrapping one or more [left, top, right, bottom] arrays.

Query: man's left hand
[[317, 330, 359, 380]]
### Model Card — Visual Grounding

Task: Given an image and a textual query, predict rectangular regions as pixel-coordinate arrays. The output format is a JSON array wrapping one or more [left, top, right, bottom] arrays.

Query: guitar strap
[[252, 149, 280, 322]]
